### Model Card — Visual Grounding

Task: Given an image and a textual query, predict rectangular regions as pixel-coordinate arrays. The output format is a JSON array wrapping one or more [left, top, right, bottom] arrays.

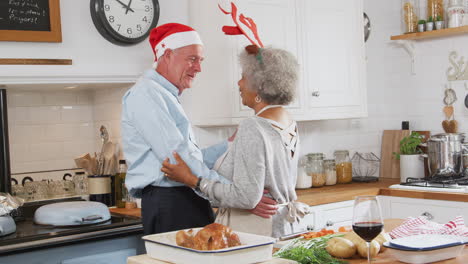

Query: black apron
[[141, 185, 214, 235]]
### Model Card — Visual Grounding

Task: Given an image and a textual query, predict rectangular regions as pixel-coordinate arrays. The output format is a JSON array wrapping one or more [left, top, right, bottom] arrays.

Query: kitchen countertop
[[128, 219, 468, 264], [110, 178, 468, 219]]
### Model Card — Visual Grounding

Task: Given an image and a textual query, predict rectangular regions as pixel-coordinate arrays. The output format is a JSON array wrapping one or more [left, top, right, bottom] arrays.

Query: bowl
[[383, 234, 467, 264]]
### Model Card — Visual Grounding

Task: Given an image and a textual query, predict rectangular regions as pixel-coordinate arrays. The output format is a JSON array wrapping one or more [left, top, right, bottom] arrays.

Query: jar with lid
[[323, 159, 337, 185], [334, 150, 352, 184], [402, 0, 419, 33], [296, 156, 312, 189], [306, 153, 326, 187], [447, 0, 465, 28]]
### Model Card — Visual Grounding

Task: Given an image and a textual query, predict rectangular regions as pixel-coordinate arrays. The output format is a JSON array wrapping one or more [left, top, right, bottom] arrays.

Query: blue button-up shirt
[[121, 70, 229, 197]]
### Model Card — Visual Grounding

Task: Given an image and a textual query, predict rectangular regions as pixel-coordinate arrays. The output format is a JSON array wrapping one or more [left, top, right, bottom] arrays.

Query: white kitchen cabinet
[[184, 0, 367, 127], [378, 196, 468, 223], [294, 200, 354, 232]]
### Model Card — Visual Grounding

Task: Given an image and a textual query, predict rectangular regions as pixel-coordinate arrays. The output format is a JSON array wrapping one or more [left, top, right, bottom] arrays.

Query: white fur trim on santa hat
[[154, 31, 203, 61]]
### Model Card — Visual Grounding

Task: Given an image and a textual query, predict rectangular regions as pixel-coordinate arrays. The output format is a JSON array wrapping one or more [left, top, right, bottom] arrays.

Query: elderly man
[[121, 23, 276, 235]]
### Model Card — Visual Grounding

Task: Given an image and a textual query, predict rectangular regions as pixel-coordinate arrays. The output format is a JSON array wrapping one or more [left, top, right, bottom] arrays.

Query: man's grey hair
[[239, 47, 299, 105]]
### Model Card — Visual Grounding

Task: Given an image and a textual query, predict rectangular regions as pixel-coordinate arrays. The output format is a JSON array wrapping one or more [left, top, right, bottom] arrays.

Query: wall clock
[[90, 0, 159, 46]]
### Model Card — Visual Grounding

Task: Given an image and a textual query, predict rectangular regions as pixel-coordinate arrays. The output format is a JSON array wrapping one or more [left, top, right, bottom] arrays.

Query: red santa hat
[[149, 23, 203, 65]]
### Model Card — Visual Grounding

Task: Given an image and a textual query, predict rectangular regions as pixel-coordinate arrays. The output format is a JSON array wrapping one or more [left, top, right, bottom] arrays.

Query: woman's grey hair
[[239, 46, 299, 105]]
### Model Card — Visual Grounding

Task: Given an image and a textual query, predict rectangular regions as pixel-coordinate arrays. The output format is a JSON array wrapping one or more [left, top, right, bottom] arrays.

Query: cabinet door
[[229, 0, 302, 118], [317, 200, 354, 229], [295, 0, 367, 120], [293, 207, 318, 232], [380, 196, 468, 223]]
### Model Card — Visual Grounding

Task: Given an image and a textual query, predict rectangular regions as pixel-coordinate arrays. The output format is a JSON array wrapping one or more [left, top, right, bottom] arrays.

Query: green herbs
[[436, 15, 442, 21], [276, 246, 346, 264], [274, 234, 346, 264], [418, 19, 426, 25], [427, 16, 434, 22], [393, 131, 424, 160]]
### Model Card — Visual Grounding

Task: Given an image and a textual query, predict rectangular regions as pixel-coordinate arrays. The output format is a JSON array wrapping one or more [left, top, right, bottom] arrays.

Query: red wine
[[352, 222, 383, 242]]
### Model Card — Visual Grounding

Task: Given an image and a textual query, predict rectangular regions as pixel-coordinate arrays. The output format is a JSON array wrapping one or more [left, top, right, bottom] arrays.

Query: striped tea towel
[[390, 216, 468, 239]]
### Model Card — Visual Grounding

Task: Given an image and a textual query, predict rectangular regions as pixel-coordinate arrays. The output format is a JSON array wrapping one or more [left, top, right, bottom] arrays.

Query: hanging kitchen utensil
[[464, 83, 468, 109], [442, 119, 459, 133], [98, 126, 110, 175], [443, 83, 457, 105], [443, 105, 454, 119]]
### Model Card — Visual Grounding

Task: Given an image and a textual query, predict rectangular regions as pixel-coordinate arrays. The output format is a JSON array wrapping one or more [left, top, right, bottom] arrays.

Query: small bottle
[[334, 150, 353, 184], [115, 160, 128, 208], [324, 159, 337, 185]]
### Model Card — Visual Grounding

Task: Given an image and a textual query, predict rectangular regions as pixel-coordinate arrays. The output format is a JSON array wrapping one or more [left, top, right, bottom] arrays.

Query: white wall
[[5, 0, 468, 180]]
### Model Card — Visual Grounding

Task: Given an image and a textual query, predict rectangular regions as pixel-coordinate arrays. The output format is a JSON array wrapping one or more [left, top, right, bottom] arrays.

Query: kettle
[[423, 133, 465, 178]]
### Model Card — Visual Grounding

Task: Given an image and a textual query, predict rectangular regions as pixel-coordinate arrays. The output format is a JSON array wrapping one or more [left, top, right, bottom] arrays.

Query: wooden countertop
[[110, 178, 468, 219]]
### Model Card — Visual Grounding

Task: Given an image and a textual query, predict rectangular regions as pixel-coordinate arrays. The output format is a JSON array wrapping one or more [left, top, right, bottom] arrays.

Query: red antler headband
[[218, 2, 264, 48]]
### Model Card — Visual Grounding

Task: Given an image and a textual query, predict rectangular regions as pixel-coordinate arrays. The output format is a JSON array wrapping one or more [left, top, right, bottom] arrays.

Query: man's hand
[[250, 190, 278, 219]]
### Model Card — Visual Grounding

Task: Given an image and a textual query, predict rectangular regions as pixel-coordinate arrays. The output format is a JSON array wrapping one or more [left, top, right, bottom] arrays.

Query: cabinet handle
[[311, 91, 320, 97], [307, 225, 315, 231], [421, 212, 434, 220], [326, 220, 334, 227]]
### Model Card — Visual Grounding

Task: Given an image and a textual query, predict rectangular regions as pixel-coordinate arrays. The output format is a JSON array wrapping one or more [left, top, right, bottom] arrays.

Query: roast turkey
[[176, 223, 241, 250]]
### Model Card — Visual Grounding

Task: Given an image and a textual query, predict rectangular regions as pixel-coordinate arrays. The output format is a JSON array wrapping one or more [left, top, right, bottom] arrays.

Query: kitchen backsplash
[[6, 0, 468, 180]]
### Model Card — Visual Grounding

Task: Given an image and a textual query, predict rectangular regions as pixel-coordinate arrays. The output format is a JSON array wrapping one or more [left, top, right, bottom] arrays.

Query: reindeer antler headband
[[218, 2, 264, 48]]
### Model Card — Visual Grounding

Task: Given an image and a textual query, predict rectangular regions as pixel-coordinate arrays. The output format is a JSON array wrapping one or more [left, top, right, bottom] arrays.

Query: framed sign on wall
[[0, 0, 62, 42]]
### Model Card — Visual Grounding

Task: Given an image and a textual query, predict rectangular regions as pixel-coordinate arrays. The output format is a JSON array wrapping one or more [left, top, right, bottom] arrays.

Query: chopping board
[[379, 130, 411, 179]]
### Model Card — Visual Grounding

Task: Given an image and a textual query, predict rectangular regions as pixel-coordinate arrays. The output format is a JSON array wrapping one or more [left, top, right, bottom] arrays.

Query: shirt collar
[[143, 69, 180, 98]]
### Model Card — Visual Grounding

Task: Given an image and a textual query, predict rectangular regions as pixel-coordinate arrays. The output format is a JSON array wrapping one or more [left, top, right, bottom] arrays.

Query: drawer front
[[293, 209, 317, 232], [321, 202, 354, 227], [389, 201, 464, 223]]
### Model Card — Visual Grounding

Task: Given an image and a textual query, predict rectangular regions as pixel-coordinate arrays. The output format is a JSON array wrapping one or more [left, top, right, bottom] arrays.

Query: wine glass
[[352, 195, 384, 264]]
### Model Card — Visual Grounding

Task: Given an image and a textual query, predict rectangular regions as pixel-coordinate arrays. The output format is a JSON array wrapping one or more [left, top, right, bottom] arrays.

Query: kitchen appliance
[[424, 133, 465, 178], [0, 216, 15, 237], [389, 176, 468, 193], [34, 201, 111, 226], [0, 198, 141, 255], [0, 89, 11, 194]]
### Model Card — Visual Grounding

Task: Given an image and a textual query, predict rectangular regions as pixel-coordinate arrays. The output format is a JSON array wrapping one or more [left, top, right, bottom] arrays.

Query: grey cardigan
[[200, 116, 299, 237]]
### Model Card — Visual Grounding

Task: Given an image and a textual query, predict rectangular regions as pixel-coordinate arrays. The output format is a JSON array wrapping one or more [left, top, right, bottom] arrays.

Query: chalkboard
[[0, 0, 61, 42], [0, 0, 51, 31]]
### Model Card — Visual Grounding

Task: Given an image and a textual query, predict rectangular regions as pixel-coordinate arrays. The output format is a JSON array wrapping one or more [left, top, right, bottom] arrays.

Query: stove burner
[[402, 176, 468, 188]]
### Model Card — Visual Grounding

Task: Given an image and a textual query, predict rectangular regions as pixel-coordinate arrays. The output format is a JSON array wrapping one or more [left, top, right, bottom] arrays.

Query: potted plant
[[435, 15, 444, 30], [418, 20, 426, 32], [393, 132, 425, 183], [426, 16, 434, 31]]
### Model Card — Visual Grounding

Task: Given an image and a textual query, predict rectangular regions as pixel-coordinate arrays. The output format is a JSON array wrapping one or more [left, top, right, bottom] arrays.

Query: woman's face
[[238, 74, 257, 108]]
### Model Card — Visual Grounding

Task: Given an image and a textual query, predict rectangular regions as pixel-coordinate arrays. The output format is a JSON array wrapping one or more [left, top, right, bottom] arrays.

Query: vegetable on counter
[[274, 234, 346, 264]]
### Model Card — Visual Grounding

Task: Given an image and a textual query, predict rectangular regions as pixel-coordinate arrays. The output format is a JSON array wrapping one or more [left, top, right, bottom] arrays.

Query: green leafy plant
[[436, 15, 442, 21], [393, 132, 424, 160], [427, 16, 434, 22], [418, 19, 426, 25]]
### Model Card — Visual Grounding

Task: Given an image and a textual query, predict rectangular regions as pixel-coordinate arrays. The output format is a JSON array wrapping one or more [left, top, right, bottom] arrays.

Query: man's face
[[166, 44, 204, 94]]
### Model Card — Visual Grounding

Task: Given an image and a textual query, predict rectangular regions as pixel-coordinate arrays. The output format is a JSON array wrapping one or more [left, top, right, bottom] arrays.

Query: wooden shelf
[[391, 25, 468, 40]]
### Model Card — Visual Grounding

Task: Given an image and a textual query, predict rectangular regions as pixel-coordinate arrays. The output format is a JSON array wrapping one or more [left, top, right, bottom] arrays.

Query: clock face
[[91, 0, 160, 45]]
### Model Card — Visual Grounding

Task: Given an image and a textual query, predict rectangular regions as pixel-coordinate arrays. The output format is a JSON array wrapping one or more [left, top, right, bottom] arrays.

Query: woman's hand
[[161, 152, 199, 188]]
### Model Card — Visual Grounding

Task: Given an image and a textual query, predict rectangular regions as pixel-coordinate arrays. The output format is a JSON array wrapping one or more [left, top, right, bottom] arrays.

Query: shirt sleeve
[[129, 89, 230, 185], [200, 119, 265, 209], [201, 140, 228, 169]]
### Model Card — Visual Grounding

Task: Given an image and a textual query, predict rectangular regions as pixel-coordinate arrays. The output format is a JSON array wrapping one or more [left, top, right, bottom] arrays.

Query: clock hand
[[125, 0, 133, 14], [114, 0, 134, 13]]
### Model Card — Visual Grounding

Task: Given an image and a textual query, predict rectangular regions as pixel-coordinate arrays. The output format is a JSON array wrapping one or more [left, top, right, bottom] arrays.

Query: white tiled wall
[[7, 0, 468, 180]]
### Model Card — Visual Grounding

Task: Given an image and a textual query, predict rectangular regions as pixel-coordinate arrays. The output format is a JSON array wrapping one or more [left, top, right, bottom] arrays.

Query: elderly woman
[[162, 45, 303, 238]]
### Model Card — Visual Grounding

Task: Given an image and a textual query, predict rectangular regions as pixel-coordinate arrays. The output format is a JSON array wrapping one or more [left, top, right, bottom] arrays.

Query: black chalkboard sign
[[0, 0, 61, 42], [0, 0, 51, 31]]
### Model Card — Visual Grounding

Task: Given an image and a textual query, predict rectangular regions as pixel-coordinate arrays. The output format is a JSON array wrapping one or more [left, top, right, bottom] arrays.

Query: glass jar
[[306, 153, 326, 187], [448, 0, 465, 28], [296, 156, 312, 189], [428, 0, 445, 21], [334, 150, 353, 184], [324, 159, 337, 186], [402, 0, 419, 33]]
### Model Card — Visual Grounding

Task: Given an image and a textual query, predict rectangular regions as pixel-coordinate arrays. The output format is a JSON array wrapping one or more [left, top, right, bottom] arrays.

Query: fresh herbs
[[275, 246, 346, 264], [392, 131, 424, 160], [274, 234, 346, 264]]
